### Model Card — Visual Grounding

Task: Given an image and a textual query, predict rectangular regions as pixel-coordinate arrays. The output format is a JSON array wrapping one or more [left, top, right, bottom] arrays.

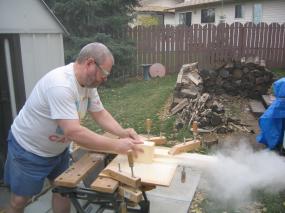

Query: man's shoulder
[[44, 63, 75, 88]]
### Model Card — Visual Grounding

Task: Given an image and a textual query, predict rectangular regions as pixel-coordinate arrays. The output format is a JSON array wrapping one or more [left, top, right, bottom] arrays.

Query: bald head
[[76, 42, 114, 66]]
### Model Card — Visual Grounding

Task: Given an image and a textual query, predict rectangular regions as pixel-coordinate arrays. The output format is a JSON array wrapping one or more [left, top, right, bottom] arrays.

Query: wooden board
[[104, 154, 177, 187], [90, 177, 119, 193], [54, 154, 99, 187], [249, 99, 265, 116]]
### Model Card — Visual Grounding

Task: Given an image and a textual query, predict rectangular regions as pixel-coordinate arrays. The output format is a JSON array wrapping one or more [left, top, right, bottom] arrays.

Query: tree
[[44, 0, 140, 79]]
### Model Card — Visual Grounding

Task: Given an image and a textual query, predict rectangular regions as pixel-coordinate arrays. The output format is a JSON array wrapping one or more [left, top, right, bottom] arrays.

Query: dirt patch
[[212, 94, 265, 150]]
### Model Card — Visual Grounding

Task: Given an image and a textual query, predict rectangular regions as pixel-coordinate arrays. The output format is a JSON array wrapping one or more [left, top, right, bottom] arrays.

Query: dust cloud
[[201, 140, 285, 204]]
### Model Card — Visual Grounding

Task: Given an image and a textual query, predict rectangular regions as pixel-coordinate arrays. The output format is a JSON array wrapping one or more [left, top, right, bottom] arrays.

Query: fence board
[[280, 24, 285, 67], [125, 22, 284, 78]]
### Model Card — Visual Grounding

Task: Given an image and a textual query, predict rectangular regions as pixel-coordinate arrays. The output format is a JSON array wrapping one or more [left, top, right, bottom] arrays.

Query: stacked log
[[170, 57, 273, 132], [200, 56, 274, 98]]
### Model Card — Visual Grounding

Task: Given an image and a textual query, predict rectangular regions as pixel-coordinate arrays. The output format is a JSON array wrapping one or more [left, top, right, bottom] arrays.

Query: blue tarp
[[256, 77, 285, 149]]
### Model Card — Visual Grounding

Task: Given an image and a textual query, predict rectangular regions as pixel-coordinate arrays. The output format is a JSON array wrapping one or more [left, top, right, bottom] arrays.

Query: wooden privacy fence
[[125, 22, 285, 77]]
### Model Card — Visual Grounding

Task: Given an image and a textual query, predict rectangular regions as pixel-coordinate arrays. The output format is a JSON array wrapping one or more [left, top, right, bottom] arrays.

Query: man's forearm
[[65, 124, 119, 152], [90, 110, 127, 137]]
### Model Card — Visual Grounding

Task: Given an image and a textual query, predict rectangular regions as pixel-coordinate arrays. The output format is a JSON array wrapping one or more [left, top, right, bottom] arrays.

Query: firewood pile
[[170, 57, 273, 133], [200, 56, 274, 98]]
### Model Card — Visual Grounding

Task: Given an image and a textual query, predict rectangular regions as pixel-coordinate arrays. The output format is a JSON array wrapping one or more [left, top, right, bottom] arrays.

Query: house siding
[[174, 0, 285, 25]]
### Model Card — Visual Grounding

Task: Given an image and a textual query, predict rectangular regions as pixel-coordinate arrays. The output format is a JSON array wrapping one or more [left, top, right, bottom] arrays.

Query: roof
[[168, 0, 223, 10], [136, 5, 172, 12], [135, 0, 182, 13], [0, 0, 69, 35], [41, 0, 69, 36]]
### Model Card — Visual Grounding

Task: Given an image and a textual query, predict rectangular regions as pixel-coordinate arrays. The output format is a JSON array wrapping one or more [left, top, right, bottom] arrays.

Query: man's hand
[[115, 138, 144, 158], [122, 128, 142, 142]]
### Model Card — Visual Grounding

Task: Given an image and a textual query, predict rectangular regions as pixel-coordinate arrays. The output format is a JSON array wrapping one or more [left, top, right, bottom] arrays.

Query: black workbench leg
[[70, 197, 85, 213], [140, 192, 150, 213]]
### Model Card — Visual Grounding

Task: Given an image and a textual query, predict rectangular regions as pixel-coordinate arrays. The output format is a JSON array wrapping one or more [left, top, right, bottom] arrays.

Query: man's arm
[[57, 119, 142, 155], [90, 109, 141, 141]]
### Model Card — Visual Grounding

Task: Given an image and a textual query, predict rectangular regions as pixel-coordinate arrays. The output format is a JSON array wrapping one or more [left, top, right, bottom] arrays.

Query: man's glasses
[[94, 61, 110, 77]]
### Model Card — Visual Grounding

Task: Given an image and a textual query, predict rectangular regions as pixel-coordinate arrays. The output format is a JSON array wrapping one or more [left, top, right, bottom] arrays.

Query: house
[[0, 0, 68, 180], [133, 0, 183, 26], [170, 0, 285, 26]]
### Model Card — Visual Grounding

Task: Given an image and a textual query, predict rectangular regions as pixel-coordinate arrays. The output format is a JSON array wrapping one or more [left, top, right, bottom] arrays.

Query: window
[[201, 8, 215, 23], [179, 12, 192, 26], [253, 4, 262, 24], [235, 4, 243, 18]]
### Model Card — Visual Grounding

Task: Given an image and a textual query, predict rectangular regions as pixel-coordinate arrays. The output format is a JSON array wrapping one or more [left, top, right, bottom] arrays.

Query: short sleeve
[[46, 86, 79, 120], [88, 88, 104, 112]]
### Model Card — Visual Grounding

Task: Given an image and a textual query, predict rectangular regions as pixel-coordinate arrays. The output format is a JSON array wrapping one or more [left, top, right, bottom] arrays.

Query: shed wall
[[20, 33, 65, 96]]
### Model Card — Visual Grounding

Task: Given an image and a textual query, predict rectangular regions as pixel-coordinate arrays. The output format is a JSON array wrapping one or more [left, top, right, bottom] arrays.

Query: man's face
[[84, 57, 112, 88]]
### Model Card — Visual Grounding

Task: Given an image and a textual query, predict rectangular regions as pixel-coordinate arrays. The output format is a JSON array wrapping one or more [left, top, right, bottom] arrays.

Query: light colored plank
[[54, 154, 99, 187], [149, 136, 167, 145], [135, 141, 155, 163], [102, 169, 141, 189], [104, 154, 177, 187], [118, 185, 143, 203], [90, 177, 119, 193], [169, 140, 201, 155]]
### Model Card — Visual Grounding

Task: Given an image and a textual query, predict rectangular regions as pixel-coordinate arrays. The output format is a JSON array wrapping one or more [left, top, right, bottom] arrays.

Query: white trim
[[4, 39, 17, 119]]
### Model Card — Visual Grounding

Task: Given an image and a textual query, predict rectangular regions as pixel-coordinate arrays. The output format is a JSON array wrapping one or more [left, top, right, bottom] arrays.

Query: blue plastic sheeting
[[256, 77, 285, 149]]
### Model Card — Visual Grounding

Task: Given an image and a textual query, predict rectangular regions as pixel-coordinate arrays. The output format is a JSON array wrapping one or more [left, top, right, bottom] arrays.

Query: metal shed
[[0, 0, 68, 179]]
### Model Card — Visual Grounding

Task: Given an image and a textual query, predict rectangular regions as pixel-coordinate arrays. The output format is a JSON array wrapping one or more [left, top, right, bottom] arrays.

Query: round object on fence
[[149, 63, 166, 78]]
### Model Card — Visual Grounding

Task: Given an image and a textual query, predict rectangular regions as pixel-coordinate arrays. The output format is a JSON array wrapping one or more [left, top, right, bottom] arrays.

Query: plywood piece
[[249, 99, 265, 116], [54, 154, 99, 187], [169, 140, 201, 155], [262, 95, 276, 107], [118, 185, 143, 203], [90, 177, 119, 193], [102, 169, 141, 189], [104, 154, 177, 187], [135, 141, 155, 163]]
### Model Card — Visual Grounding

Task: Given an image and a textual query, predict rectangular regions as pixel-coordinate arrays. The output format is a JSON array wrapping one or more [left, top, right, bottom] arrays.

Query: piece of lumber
[[102, 169, 141, 189], [180, 88, 198, 98], [135, 141, 155, 163], [90, 176, 119, 193], [187, 71, 203, 85], [249, 99, 265, 116], [54, 154, 99, 187], [118, 185, 143, 203], [171, 98, 188, 115], [169, 140, 201, 155], [262, 95, 275, 107], [176, 69, 184, 86], [148, 136, 166, 145]]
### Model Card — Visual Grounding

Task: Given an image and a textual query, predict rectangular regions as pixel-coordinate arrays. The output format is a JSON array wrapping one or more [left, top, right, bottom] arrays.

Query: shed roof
[[0, 0, 68, 35]]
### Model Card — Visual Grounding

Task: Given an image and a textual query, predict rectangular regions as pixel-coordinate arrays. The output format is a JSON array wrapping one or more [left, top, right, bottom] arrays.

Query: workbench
[[53, 142, 216, 213]]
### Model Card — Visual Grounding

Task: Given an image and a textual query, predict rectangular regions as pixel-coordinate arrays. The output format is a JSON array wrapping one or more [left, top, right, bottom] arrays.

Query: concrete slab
[[0, 186, 10, 211], [147, 165, 201, 213]]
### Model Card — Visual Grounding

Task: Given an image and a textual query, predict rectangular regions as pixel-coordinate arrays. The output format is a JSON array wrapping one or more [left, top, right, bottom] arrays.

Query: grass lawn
[[271, 67, 285, 78], [83, 74, 178, 138]]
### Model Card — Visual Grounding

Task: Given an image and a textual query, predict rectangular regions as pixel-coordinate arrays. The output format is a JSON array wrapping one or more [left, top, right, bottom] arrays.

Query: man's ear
[[86, 58, 94, 66]]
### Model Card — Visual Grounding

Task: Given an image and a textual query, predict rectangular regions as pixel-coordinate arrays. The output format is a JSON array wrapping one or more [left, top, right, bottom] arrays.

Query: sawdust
[[157, 94, 173, 121]]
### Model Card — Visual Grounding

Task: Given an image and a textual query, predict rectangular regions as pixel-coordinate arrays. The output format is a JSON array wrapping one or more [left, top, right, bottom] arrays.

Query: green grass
[[271, 67, 285, 78], [83, 74, 177, 136]]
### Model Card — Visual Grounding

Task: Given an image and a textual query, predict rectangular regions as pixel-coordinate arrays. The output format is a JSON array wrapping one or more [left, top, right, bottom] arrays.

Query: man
[[4, 42, 143, 213]]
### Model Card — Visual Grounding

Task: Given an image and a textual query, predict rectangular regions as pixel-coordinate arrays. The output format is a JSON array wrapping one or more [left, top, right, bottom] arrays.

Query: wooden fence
[[123, 22, 285, 78]]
